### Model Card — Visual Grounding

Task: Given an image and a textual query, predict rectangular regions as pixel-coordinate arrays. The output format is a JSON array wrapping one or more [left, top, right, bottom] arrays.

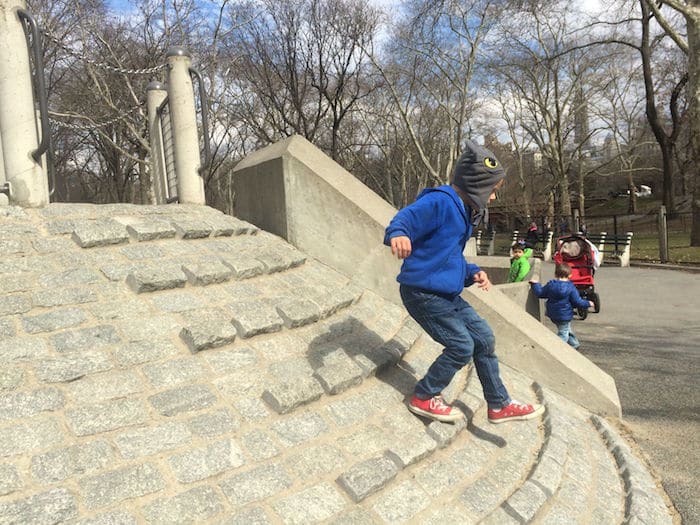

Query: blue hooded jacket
[[383, 186, 481, 297], [531, 279, 591, 322]]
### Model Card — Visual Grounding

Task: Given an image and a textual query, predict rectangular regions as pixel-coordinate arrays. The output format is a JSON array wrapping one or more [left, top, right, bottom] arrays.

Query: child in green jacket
[[507, 243, 532, 282]]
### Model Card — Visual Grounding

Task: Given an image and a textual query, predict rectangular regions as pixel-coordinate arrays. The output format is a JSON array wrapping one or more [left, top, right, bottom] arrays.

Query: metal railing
[[188, 66, 211, 175], [157, 97, 178, 203], [16, 8, 55, 197]]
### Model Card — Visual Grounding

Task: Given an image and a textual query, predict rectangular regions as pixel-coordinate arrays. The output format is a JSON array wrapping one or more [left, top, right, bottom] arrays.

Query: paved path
[[540, 263, 700, 524]]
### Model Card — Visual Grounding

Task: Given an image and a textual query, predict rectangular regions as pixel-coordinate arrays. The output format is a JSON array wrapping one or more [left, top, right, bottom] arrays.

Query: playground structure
[[0, 1, 676, 523]]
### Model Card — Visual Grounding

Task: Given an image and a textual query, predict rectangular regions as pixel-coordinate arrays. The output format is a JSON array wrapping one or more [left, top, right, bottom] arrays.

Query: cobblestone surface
[[0, 203, 674, 524]]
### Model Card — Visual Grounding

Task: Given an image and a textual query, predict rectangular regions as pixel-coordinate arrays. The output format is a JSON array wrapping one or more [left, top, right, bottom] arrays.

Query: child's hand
[[390, 236, 412, 259], [473, 270, 492, 291], [588, 301, 594, 308], [528, 277, 539, 284]]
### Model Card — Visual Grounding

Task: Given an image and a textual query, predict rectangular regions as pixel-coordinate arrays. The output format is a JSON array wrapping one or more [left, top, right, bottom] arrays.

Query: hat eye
[[484, 157, 498, 169]]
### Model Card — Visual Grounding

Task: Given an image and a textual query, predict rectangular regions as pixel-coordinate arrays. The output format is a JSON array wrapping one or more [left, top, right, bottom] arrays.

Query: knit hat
[[451, 140, 506, 225]]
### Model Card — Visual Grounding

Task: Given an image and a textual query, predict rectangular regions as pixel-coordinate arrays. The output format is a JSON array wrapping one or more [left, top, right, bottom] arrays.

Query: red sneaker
[[488, 400, 544, 424], [408, 395, 462, 423]]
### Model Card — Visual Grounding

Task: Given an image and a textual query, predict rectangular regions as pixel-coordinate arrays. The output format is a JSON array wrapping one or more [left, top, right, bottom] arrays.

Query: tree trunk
[[686, 3, 700, 245]]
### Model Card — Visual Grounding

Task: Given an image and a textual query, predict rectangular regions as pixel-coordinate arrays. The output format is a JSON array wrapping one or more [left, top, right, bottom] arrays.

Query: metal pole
[[146, 81, 168, 205], [658, 205, 668, 263], [166, 47, 205, 205], [0, 0, 49, 207]]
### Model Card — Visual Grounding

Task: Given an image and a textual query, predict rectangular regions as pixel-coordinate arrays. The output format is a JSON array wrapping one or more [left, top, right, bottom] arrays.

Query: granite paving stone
[[329, 508, 381, 525], [99, 262, 139, 281], [372, 479, 431, 523], [0, 367, 24, 391], [120, 244, 166, 260], [336, 455, 399, 502], [151, 291, 206, 313], [0, 387, 65, 421], [50, 324, 120, 352], [0, 487, 78, 523], [262, 376, 325, 414], [30, 440, 113, 483], [229, 300, 284, 338], [71, 219, 130, 248], [90, 298, 150, 321], [66, 398, 149, 436], [32, 287, 98, 307], [203, 347, 257, 374], [114, 421, 192, 459], [70, 510, 139, 525], [148, 384, 217, 416], [506, 480, 549, 522], [21, 307, 87, 334], [0, 464, 22, 496], [313, 359, 364, 395], [325, 396, 377, 427], [0, 337, 50, 363], [182, 260, 233, 286], [285, 444, 346, 480], [170, 217, 214, 238], [168, 438, 246, 483], [0, 418, 65, 457], [126, 266, 188, 293], [272, 482, 347, 524], [39, 267, 103, 287], [67, 370, 143, 403], [216, 506, 272, 525], [426, 416, 467, 447], [34, 351, 113, 383], [142, 357, 208, 387], [0, 318, 15, 338], [275, 298, 321, 328], [141, 486, 224, 525], [271, 411, 329, 446], [180, 310, 238, 352], [219, 254, 266, 280], [384, 432, 438, 469], [113, 339, 180, 367], [337, 424, 393, 457], [233, 398, 272, 422], [79, 463, 166, 509], [187, 408, 240, 437], [241, 430, 281, 461], [0, 295, 32, 317], [126, 220, 177, 241], [120, 314, 180, 341], [219, 463, 292, 505]]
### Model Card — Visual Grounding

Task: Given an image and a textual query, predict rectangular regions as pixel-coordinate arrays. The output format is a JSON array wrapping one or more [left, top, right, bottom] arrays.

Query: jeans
[[555, 321, 580, 349], [399, 285, 511, 410]]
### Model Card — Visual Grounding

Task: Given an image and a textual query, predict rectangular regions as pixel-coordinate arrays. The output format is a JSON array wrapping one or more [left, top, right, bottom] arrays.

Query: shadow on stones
[[306, 316, 420, 403]]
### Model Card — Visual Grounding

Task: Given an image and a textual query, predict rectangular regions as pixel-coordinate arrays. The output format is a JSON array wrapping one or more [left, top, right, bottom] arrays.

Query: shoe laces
[[430, 396, 450, 410], [509, 399, 531, 409]]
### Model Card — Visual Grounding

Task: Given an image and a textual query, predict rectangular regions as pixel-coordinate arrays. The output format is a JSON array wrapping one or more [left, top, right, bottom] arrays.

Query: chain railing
[[3, 7, 210, 206], [41, 29, 167, 76]]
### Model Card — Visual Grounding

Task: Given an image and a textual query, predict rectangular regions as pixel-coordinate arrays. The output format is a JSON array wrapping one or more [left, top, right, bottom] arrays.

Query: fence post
[[146, 81, 168, 205], [166, 47, 205, 205], [0, 0, 49, 207], [658, 205, 668, 263]]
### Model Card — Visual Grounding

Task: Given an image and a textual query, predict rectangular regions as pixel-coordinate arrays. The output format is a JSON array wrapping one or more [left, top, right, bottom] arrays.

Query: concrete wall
[[232, 135, 621, 417], [234, 135, 402, 304]]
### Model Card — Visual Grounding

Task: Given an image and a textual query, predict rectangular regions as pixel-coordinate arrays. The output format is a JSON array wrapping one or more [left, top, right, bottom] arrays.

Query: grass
[[630, 232, 700, 264]]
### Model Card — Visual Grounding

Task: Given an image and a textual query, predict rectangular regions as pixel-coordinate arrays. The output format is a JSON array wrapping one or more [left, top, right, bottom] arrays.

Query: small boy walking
[[384, 140, 544, 424], [507, 242, 532, 283], [530, 264, 594, 349]]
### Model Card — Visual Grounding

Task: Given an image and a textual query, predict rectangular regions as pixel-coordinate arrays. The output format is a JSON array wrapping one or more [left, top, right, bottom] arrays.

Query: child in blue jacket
[[384, 140, 544, 425], [530, 264, 594, 349]]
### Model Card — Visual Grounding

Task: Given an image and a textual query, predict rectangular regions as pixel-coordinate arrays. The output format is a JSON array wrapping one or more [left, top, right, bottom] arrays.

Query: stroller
[[552, 234, 601, 320]]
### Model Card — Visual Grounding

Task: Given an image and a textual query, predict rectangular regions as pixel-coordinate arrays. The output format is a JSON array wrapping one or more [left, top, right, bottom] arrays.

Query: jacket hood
[[451, 140, 506, 225]]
